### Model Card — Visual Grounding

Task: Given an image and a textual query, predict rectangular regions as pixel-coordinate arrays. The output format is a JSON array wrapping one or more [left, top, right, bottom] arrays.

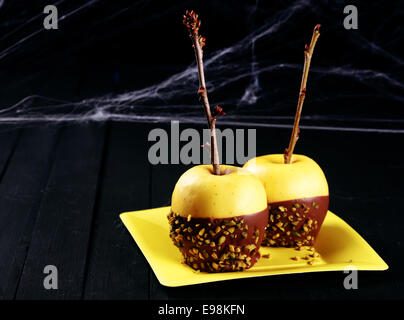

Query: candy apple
[[244, 24, 325, 248], [167, 11, 268, 272], [168, 165, 268, 272], [243, 154, 328, 247]]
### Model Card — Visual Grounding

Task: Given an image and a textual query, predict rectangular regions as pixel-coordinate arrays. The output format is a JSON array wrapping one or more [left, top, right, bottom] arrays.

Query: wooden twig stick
[[284, 24, 321, 164], [183, 10, 223, 175]]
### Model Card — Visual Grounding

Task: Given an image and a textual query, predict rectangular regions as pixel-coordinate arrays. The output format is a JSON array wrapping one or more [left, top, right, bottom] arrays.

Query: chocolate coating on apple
[[262, 195, 329, 247], [168, 209, 268, 272]]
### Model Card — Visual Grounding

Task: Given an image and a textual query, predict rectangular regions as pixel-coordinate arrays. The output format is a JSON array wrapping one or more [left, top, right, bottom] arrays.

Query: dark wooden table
[[0, 121, 402, 300]]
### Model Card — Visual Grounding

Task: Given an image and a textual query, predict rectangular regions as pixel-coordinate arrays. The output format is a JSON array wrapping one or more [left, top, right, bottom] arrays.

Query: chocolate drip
[[263, 195, 329, 247], [168, 209, 268, 272]]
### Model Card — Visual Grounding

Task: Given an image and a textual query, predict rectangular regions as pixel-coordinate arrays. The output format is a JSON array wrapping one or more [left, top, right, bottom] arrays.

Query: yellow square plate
[[120, 207, 388, 287]]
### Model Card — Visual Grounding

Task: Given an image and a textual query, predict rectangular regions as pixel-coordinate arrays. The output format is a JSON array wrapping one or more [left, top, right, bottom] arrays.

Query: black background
[[0, 0, 403, 126], [0, 0, 403, 302]]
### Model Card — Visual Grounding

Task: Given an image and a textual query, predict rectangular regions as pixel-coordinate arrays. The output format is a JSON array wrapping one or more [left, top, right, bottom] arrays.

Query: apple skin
[[171, 165, 267, 219], [169, 165, 268, 272], [243, 154, 329, 247]]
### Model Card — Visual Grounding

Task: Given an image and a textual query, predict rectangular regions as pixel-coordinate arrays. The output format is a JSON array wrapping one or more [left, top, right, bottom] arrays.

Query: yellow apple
[[243, 154, 329, 248], [168, 164, 268, 272]]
